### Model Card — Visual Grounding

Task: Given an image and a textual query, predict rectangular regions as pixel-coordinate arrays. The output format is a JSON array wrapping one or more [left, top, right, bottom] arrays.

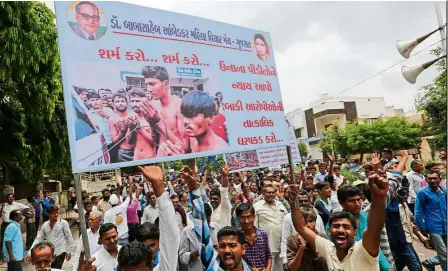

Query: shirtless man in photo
[[128, 89, 157, 160], [108, 93, 138, 162], [156, 90, 229, 155], [141, 66, 190, 154]]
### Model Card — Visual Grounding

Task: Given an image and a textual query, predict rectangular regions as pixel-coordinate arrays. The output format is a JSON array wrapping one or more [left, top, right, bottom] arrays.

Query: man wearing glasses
[[71, 1, 103, 40]]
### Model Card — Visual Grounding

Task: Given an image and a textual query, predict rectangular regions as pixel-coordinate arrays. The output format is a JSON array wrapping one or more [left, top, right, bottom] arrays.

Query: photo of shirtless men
[[74, 65, 230, 164]]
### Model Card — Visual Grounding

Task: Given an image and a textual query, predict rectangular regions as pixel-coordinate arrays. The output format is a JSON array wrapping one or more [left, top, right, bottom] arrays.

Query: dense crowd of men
[[0, 149, 446, 271], [75, 65, 228, 164]]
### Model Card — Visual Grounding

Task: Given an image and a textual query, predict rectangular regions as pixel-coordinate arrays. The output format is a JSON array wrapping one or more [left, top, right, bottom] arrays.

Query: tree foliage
[[297, 143, 308, 158], [0, 2, 71, 183], [416, 48, 447, 149], [319, 117, 422, 157]]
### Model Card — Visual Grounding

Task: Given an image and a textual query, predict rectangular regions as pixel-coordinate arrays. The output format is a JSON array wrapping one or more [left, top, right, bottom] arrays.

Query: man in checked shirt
[[26, 205, 73, 269]]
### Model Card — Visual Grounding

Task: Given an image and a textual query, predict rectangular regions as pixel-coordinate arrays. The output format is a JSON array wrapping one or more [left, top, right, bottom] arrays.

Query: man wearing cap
[[103, 183, 132, 245]]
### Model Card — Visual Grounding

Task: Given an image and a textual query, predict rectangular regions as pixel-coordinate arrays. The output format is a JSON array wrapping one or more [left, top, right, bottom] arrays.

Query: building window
[[294, 128, 301, 138], [369, 118, 377, 124]]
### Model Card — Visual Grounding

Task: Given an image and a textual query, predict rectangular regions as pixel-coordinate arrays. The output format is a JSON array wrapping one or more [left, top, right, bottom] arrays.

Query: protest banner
[[224, 117, 300, 173], [55, 1, 288, 173]]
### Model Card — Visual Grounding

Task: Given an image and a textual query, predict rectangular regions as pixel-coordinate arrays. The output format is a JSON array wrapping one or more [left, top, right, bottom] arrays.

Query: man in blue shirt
[[41, 191, 55, 223], [314, 163, 327, 183], [3, 210, 24, 271], [33, 191, 41, 231], [415, 171, 447, 271]]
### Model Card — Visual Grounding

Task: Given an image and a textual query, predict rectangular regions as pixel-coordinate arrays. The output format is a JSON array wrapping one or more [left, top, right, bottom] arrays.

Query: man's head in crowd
[[230, 190, 240, 205], [235, 203, 255, 232], [337, 185, 363, 215], [137, 222, 160, 262], [425, 162, 442, 173], [303, 176, 314, 191], [118, 241, 152, 271], [142, 66, 170, 100], [48, 205, 59, 222], [98, 88, 111, 99], [315, 181, 332, 199], [327, 211, 357, 251], [334, 165, 341, 177], [426, 171, 442, 191], [91, 196, 99, 206], [318, 163, 326, 174], [113, 93, 128, 113], [101, 188, 110, 201], [306, 166, 316, 176], [99, 223, 119, 252], [209, 188, 221, 210], [241, 182, 250, 195], [170, 194, 180, 210], [263, 185, 276, 204], [109, 194, 120, 207], [87, 91, 102, 110], [249, 182, 258, 194], [84, 200, 93, 213], [9, 210, 22, 223], [77, 88, 89, 101], [396, 187, 409, 204], [410, 160, 424, 173], [180, 90, 217, 138], [88, 211, 103, 232], [440, 149, 447, 160], [383, 149, 393, 160], [31, 242, 56, 271], [6, 193, 14, 204], [148, 192, 157, 208], [129, 89, 146, 114], [217, 226, 247, 270], [300, 205, 318, 232]]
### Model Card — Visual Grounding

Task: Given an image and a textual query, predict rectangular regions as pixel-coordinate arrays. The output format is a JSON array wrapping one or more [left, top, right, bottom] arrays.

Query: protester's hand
[[9, 256, 15, 262], [66, 253, 71, 261], [126, 116, 139, 129], [368, 173, 389, 198], [420, 230, 429, 237], [181, 166, 199, 191], [421, 238, 430, 248], [157, 140, 184, 156], [222, 166, 230, 176], [138, 166, 163, 184], [399, 150, 409, 157], [297, 234, 306, 250], [283, 264, 291, 271], [140, 100, 161, 125], [371, 153, 381, 167], [116, 121, 127, 132], [326, 153, 334, 163], [80, 256, 97, 271], [25, 254, 31, 263]]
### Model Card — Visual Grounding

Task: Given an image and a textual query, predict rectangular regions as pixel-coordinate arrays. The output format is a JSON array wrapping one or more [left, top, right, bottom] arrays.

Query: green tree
[[319, 117, 422, 157], [417, 48, 447, 149], [0, 2, 71, 183], [297, 143, 308, 157]]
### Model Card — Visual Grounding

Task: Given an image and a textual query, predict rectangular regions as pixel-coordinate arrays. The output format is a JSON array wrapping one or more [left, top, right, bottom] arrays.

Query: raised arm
[[290, 185, 317, 251], [362, 173, 389, 257], [139, 165, 180, 271], [327, 153, 334, 177]]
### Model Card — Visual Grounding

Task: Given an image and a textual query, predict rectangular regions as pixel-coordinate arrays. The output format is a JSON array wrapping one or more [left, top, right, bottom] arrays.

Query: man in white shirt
[[30, 241, 63, 271], [72, 211, 104, 271], [104, 184, 131, 245], [290, 173, 389, 270], [27, 205, 73, 269], [333, 165, 345, 186], [254, 185, 287, 271], [92, 223, 122, 271], [210, 167, 232, 228], [138, 165, 181, 270], [406, 160, 425, 213], [141, 192, 159, 224]]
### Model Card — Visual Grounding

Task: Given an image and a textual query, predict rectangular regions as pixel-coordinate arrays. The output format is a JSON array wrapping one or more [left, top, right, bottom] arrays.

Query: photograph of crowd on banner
[[224, 150, 259, 171], [55, 1, 288, 173]]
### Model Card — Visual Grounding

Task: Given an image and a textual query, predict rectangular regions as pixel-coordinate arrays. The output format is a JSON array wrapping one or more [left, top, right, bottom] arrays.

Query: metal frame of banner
[[74, 173, 91, 259]]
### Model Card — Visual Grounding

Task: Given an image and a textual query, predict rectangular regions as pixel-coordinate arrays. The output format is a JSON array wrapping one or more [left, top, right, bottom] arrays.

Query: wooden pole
[[286, 146, 296, 184], [74, 173, 91, 259]]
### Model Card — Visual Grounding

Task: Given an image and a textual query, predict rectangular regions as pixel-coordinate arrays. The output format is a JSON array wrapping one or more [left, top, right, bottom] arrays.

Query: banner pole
[[74, 173, 91, 259], [286, 146, 296, 184]]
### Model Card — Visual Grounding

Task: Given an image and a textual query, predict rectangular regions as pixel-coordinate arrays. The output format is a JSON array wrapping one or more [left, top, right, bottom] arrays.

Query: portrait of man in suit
[[71, 1, 103, 40]]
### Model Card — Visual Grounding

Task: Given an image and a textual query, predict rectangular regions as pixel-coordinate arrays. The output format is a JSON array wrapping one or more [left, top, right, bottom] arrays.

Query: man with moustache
[[141, 66, 190, 154], [217, 226, 252, 271], [108, 93, 138, 162], [129, 89, 158, 160]]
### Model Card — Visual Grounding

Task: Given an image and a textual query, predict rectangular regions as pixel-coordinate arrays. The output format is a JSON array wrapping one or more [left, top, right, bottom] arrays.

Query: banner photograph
[[224, 117, 300, 173], [55, 1, 288, 173]]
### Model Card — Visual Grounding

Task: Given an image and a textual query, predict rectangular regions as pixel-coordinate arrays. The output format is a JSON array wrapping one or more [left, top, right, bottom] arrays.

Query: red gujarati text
[[237, 136, 264, 146], [247, 64, 277, 76], [232, 82, 253, 90], [243, 117, 274, 128], [125, 49, 147, 61], [265, 132, 282, 143], [254, 81, 272, 92], [245, 101, 284, 111], [183, 54, 200, 65], [162, 53, 180, 64], [222, 100, 243, 111], [98, 47, 121, 60], [219, 61, 246, 73]]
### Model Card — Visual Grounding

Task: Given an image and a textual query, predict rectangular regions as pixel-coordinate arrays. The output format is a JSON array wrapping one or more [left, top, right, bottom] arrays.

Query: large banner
[[224, 117, 300, 173], [55, 1, 288, 173]]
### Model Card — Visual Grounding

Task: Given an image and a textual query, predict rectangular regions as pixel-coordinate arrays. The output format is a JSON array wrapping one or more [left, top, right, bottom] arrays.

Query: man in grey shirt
[[406, 160, 425, 213]]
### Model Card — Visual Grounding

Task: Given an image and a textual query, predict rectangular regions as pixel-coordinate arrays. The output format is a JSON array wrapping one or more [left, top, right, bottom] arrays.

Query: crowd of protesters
[[0, 149, 446, 271]]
